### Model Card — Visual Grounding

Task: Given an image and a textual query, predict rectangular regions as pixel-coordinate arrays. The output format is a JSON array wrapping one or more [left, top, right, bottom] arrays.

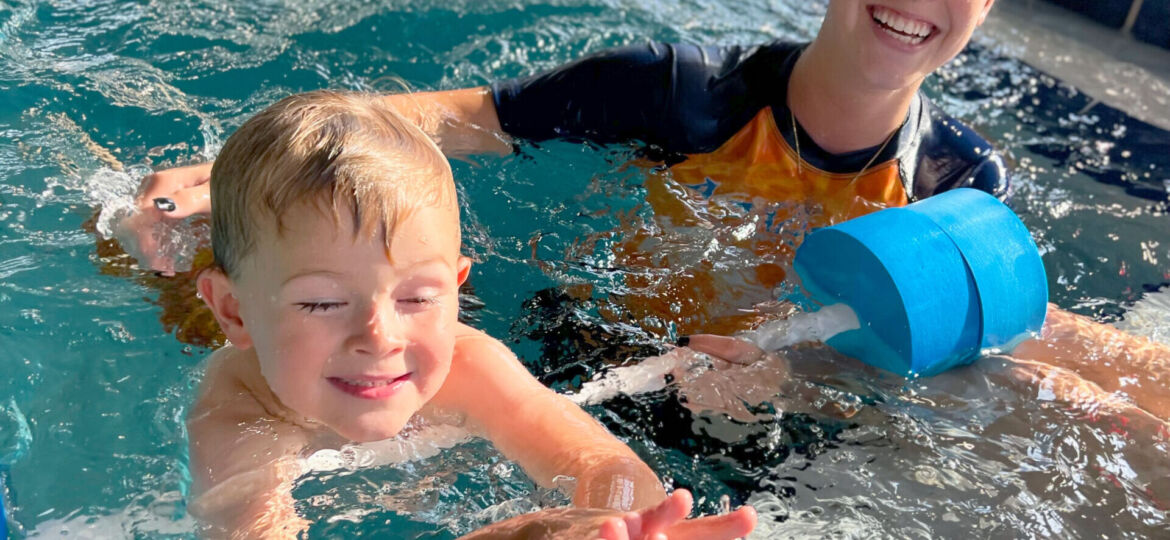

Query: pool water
[[2, 0, 1169, 538]]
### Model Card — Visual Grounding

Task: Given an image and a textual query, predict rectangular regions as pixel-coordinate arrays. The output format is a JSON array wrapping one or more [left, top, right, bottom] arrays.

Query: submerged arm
[[1012, 305, 1170, 420]]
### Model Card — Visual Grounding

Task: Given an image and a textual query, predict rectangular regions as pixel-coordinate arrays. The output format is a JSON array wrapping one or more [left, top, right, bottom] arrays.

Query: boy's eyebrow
[[280, 258, 453, 286], [281, 269, 345, 286]]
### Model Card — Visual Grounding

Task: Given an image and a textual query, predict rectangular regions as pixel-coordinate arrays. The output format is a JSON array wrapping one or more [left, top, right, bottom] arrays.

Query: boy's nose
[[349, 306, 406, 357]]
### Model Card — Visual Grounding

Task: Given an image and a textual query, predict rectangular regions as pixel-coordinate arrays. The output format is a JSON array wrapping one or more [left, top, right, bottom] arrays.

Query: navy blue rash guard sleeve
[[491, 43, 677, 146], [490, 42, 774, 154]]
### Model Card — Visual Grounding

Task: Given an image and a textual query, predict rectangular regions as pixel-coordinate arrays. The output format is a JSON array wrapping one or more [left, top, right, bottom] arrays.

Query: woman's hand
[[681, 334, 772, 366], [123, 162, 213, 273]]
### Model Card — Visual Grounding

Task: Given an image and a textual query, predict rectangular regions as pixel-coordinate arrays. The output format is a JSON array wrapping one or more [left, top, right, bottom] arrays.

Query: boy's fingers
[[637, 489, 692, 534], [621, 511, 643, 539], [595, 516, 629, 540], [685, 334, 766, 365], [665, 506, 757, 540]]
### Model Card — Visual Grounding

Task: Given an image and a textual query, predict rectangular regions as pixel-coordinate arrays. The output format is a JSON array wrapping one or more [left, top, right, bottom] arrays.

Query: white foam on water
[[302, 419, 472, 473], [87, 167, 146, 237], [27, 491, 196, 539], [569, 351, 695, 406], [1114, 288, 1170, 346]]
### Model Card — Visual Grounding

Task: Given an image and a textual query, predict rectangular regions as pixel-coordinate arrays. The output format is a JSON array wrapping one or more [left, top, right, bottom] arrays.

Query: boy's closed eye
[[401, 296, 439, 305], [295, 301, 347, 313], [396, 294, 442, 314]]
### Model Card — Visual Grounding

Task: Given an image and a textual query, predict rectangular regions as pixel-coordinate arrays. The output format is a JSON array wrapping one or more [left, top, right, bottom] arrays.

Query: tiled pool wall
[[1041, 0, 1170, 49]]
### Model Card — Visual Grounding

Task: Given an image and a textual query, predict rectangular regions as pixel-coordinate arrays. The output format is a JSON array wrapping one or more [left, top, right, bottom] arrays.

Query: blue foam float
[[793, 188, 1048, 377], [0, 467, 7, 540]]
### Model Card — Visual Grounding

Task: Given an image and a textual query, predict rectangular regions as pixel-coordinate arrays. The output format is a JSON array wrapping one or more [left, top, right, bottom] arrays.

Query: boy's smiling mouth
[[868, 5, 937, 46], [328, 373, 412, 399]]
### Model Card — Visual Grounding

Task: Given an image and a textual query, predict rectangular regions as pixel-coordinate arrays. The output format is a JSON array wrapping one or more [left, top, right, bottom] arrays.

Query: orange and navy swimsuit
[[491, 41, 1010, 335]]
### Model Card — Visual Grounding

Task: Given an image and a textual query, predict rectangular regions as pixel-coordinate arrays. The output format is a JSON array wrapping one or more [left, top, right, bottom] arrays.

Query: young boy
[[186, 90, 755, 538]]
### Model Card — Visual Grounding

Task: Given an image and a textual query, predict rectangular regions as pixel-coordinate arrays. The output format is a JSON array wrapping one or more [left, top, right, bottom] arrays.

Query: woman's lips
[[868, 5, 937, 48], [328, 373, 412, 400]]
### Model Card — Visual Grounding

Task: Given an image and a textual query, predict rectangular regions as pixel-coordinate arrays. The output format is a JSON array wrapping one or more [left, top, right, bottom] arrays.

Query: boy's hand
[[124, 162, 213, 273], [456, 490, 755, 540], [594, 489, 756, 540]]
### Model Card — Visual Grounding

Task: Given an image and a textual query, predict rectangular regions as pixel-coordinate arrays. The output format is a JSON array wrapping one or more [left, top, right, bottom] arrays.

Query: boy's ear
[[197, 267, 254, 349], [456, 256, 472, 287]]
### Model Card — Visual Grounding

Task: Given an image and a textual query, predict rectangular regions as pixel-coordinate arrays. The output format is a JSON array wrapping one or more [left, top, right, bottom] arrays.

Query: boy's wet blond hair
[[210, 90, 456, 277]]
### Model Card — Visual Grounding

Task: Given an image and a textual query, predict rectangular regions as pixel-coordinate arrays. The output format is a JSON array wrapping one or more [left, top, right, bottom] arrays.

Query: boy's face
[[224, 199, 468, 442], [822, 0, 995, 90]]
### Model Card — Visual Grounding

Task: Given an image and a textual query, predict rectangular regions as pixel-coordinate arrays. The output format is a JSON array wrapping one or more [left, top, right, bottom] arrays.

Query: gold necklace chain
[[790, 108, 898, 183]]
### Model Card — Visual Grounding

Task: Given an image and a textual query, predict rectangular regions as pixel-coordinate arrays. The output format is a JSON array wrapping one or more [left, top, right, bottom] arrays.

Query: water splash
[[0, 398, 30, 468], [1115, 287, 1170, 346], [87, 166, 208, 273], [303, 422, 472, 473]]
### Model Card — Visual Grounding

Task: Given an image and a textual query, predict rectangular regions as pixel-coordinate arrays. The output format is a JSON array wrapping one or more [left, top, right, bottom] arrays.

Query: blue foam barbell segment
[[0, 467, 7, 540], [794, 206, 981, 376], [793, 188, 1048, 377], [904, 188, 1048, 350]]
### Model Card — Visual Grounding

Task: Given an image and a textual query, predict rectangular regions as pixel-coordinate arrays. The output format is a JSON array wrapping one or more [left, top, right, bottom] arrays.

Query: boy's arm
[[432, 325, 666, 511], [187, 349, 313, 539]]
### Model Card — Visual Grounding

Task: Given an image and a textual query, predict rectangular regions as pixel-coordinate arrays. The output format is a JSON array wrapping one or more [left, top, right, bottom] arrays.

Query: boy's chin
[[332, 414, 413, 443]]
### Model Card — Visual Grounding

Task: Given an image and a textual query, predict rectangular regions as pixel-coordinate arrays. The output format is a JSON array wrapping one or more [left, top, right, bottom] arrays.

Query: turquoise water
[[2, 0, 1169, 537]]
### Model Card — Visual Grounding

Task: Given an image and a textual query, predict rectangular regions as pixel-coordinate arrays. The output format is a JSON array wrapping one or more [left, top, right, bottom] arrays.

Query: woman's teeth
[[872, 6, 934, 45]]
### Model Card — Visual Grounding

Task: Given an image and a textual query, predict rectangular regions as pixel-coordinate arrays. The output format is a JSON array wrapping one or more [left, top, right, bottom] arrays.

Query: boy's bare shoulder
[[452, 323, 512, 357], [435, 324, 546, 409], [188, 346, 311, 489], [189, 346, 268, 426]]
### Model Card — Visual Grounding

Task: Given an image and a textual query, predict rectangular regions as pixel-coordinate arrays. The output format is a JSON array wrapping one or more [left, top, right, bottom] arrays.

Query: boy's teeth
[[344, 378, 391, 387], [873, 6, 933, 39]]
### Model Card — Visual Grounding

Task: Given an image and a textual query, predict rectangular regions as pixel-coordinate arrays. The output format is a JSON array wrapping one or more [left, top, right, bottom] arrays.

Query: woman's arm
[[380, 87, 511, 156], [458, 489, 756, 540], [1012, 305, 1170, 420], [126, 88, 508, 271]]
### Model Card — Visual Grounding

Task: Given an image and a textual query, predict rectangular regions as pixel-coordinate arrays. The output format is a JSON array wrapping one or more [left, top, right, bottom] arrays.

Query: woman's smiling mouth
[[869, 5, 937, 46]]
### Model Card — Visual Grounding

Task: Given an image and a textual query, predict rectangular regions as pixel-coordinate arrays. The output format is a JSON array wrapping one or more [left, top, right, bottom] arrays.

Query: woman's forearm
[[381, 87, 513, 157]]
